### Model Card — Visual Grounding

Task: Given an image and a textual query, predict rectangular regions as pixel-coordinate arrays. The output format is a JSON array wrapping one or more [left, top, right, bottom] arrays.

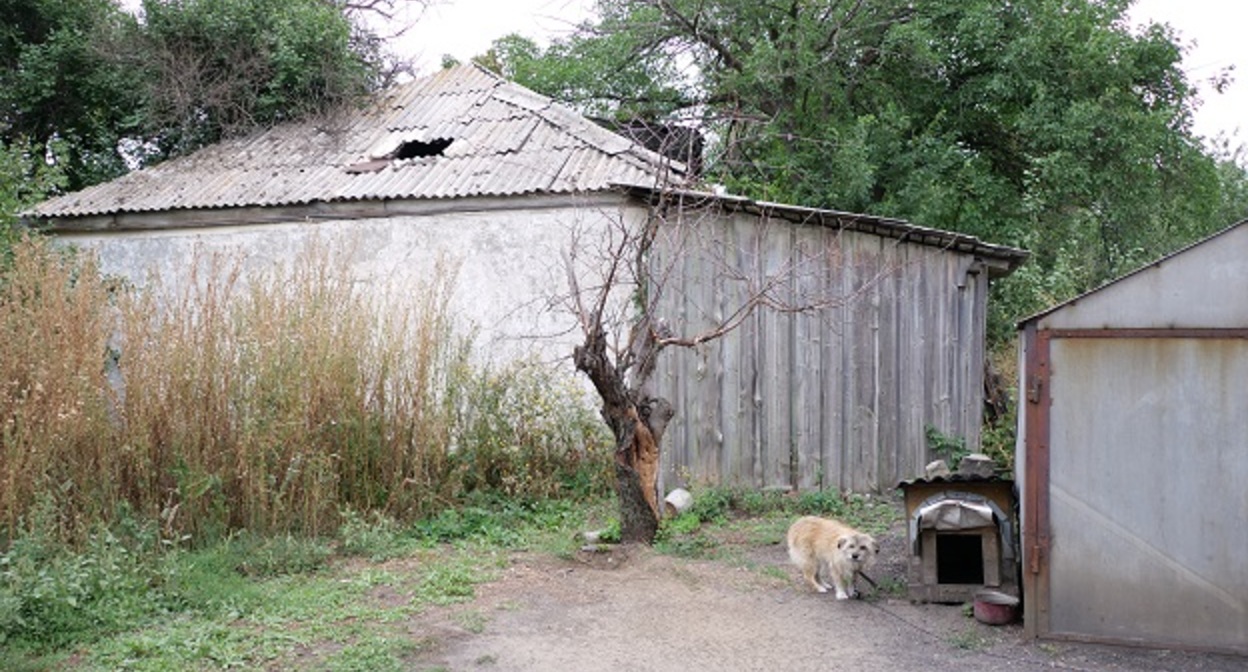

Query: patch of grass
[[228, 533, 334, 578], [874, 576, 908, 599], [338, 509, 417, 562], [2, 494, 609, 670], [413, 559, 488, 607], [454, 609, 489, 634], [322, 635, 424, 672], [758, 565, 790, 582], [948, 626, 990, 651], [658, 512, 701, 538], [652, 486, 900, 564], [654, 532, 720, 559]]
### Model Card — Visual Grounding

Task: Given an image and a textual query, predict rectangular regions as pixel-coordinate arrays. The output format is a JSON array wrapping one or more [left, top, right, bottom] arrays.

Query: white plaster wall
[[57, 197, 645, 370]]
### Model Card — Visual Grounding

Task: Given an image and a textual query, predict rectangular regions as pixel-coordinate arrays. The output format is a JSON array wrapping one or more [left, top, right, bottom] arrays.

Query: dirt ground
[[404, 522, 1245, 672]]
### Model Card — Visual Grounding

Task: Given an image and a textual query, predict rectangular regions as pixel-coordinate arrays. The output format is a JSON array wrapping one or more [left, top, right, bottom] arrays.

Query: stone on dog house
[[23, 64, 1027, 494], [1016, 220, 1248, 654]]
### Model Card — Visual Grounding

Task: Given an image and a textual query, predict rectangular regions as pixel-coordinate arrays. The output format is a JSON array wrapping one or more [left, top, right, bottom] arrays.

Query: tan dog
[[786, 516, 878, 599]]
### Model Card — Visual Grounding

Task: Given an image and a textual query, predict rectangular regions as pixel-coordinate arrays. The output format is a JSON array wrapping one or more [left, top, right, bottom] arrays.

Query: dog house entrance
[[936, 534, 985, 584], [898, 476, 1019, 604]]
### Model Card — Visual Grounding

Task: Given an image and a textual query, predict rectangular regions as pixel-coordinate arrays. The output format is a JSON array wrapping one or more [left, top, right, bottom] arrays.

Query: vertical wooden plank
[[793, 225, 824, 490], [838, 232, 863, 491], [876, 238, 900, 489], [821, 227, 847, 493], [758, 214, 793, 488], [848, 235, 881, 492], [722, 212, 754, 487], [652, 220, 681, 493], [713, 214, 743, 487], [898, 246, 927, 481], [966, 267, 989, 451], [945, 258, 961, 441], [685, 214, 719, 487]]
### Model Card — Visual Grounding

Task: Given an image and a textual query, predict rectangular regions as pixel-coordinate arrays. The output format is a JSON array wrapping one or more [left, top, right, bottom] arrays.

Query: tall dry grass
[[0, 237, 117, 541], [1, 236, 610, 546]]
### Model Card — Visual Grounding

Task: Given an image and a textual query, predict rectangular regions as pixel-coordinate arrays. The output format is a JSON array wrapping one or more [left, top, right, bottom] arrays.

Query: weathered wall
[[1045, 337, 1247, 652], [1017, 221, 1248, 654], [55, 196, 641, 368], [55, 193, 1000, 497], [651, 208, 990, 493]]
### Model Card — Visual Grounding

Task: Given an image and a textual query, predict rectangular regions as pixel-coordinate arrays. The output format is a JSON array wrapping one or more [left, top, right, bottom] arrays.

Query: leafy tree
[[0, 137, 66, 264], [484, 0, 1248, 336], [0, 0, 399, 194], [128, 0, 392, 163], [0, 0, 145, 190]]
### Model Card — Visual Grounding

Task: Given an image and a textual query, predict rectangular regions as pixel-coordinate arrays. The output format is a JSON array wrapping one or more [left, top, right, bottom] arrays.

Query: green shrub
[[0, 508, 166, 650]]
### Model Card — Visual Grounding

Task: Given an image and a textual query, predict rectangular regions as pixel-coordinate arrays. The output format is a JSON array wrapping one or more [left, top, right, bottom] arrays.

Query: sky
[[398, 0, 594, 70], [398, 0, 1247, 147], [1129, 0, 1247, 144]]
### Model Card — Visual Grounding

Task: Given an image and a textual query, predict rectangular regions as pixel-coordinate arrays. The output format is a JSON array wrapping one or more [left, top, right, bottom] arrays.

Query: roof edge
[[31, 192, 633, 234], [621, 185, 1030, 274]]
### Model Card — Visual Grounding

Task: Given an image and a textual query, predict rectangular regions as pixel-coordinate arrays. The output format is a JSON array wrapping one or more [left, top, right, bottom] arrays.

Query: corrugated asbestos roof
[[25, 64, 682, 220]]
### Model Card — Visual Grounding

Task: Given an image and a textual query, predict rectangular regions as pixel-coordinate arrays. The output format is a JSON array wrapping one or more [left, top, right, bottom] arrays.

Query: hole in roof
[[394, 138, 453, 160]]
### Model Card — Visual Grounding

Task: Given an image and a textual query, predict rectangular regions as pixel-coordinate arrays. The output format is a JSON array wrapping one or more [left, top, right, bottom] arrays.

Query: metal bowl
[[972, 590, 1020, 625]]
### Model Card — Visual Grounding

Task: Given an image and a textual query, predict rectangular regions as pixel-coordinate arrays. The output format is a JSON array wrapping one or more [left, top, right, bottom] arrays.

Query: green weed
[[925, 425, 971, 468], [948, 626, 990, 651]]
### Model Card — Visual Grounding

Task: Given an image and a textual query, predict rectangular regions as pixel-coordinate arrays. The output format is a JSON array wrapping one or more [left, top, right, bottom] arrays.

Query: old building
[[25, 64, 1026, 493]]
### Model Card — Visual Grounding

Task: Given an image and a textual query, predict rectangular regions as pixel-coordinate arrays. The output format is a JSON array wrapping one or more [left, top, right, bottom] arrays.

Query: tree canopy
[[479, 0, 1248, 336], [0, 0, 397, 194]]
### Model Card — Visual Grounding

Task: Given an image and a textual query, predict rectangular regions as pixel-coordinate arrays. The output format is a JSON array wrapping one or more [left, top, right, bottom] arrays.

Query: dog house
[[899, 474, 1019, 603]]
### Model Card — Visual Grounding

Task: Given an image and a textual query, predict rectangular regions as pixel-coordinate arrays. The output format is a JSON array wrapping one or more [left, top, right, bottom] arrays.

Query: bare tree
[[563, 187, 886, 543]]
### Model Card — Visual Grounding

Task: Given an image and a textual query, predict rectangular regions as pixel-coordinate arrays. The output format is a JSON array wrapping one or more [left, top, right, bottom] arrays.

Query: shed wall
[[58, 195, 999, 496], [652, 209, 990, 493], [56, 198, 641, 368], [1045, 337, 1248, 652]]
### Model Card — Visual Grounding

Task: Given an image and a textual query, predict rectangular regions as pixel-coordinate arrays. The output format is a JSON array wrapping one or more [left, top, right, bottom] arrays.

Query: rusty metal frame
[[1020, 322, 1051, 639]]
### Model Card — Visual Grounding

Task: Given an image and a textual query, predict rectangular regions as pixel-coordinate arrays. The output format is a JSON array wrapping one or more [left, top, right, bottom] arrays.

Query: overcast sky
[[399, 0, 1247, 147]]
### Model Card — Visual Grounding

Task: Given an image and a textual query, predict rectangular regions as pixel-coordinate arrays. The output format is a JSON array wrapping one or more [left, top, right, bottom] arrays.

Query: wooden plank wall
[[654, 209, 987, 494]]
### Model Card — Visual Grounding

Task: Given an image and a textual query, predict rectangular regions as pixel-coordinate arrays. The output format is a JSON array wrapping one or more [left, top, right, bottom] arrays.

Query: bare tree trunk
[[607, 397, 674, 543], [574, 322, 675, 543]]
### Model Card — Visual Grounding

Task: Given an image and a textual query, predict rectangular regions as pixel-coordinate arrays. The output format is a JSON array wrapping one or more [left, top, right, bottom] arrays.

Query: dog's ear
[[837, 537, 849, 550]]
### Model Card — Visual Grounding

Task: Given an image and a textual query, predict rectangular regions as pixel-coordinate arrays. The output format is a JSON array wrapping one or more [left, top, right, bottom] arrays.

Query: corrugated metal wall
[[652, 209, 988, 493]]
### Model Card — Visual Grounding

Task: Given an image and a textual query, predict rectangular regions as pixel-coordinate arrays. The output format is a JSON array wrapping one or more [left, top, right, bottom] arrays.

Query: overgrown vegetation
[[0, 235, 615, 666], [0, 236, 612, 547], [1, 493, 611, 670], [1, 482, 898, 669], [0, 0, 407, 192]]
